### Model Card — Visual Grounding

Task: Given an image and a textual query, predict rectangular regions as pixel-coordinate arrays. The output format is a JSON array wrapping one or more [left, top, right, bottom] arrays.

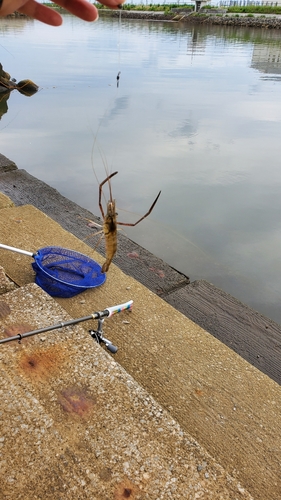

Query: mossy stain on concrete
[[114, 478, 139, 499], [18, 345, 65, 381], [0, 300, 11, 319], [3, 322, 34, 345], [58, 386, 96, 418]]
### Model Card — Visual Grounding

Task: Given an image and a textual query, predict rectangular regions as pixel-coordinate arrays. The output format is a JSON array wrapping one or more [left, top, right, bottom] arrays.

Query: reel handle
[[106, 343, 118, 354]]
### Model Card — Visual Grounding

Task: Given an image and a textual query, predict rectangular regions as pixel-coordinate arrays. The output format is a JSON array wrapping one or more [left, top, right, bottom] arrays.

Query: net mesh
[[32, 246, 105, 298]]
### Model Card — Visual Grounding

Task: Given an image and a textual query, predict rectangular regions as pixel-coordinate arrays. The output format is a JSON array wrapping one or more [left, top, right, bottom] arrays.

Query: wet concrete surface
[[1, 158, 281, 385], [1, 284, 252, 499], [1, 155, 281, 499]]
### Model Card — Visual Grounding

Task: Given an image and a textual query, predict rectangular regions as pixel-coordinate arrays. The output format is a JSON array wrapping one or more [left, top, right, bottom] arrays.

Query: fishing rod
[[0, 300, 133, 353]]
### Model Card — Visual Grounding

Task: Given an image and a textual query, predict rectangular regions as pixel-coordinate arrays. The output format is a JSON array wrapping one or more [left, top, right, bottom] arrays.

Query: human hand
[[0, 0, 123, 26]]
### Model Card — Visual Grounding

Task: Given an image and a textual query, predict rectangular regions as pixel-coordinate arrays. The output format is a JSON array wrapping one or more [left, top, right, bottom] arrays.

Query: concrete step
[[0, 198, 280, 499], [1, 161, 281, 387], [1, 283, 252, 499]]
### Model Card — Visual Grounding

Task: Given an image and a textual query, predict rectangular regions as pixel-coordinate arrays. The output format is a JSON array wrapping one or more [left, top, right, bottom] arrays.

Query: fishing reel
[[0, 299, 132, 349], [89, 318, 118, 354]]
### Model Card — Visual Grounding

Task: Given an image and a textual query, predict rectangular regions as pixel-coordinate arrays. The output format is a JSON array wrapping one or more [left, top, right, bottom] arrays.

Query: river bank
[[5, 8, 281, 30], [108, 9, 281, 29]]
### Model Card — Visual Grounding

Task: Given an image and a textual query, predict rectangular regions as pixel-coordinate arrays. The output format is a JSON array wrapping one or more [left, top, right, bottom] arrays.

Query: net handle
[[0, 243, 34, 257]]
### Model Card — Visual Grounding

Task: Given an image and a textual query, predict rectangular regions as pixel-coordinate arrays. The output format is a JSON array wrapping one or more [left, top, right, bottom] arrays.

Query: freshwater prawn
[[98, 171, 161, 273], [87, 8, 160, 273]]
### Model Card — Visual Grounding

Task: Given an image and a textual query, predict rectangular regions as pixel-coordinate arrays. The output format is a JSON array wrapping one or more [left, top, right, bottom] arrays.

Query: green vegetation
[[227, 5, 281, 15], [93, 3, 193, 12], [42, 3, 281, 16], [201, 4, 219, 9], [95, 3, 281, 16], [42, 2, 64, 8], [41, 2, 180, 13]]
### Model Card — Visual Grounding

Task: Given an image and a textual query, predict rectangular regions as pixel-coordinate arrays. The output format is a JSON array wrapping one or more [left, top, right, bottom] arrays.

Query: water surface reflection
[[1, 16, 281, 322]]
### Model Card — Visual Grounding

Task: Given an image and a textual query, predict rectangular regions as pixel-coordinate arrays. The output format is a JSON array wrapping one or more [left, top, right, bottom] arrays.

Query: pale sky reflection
[[1, 17, 281, 321]]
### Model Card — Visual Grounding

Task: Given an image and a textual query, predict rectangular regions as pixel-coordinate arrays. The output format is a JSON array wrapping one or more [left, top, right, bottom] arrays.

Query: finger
[[52, 0, 99, 22], [0, 0, 31, 17], [92, 0, 125, 8], [56, 0, 125, 14], [18, 1, 63, 26]]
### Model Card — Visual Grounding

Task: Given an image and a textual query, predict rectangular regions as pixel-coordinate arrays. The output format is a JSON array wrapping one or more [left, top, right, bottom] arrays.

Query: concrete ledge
[[0, 153, 17, 172], [1, 165, 281, 386], [1, 284, 252, 499], [0, 201, 280, 499], [166, 279, 281, 385], [0, 192, 14, 209]]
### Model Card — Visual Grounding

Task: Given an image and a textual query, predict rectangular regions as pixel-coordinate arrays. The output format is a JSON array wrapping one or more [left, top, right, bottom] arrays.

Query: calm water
[[1, 15, 281, 323]]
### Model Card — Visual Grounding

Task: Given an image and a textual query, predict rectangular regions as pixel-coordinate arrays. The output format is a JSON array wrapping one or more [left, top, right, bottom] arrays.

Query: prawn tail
[[102, 254, 115, 273], [102, 233, 118, 273]]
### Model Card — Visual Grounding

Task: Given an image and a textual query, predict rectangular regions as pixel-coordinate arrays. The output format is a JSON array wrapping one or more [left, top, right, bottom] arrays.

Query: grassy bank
[[95, 3, 281, 15], [41, 3, 281, 16], [227, 5, 281, 15], [93, 3, 193, 11]]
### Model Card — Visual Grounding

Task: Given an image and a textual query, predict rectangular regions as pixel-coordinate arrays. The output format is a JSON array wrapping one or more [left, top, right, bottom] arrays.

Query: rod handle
[[105, 300, 133, 318]]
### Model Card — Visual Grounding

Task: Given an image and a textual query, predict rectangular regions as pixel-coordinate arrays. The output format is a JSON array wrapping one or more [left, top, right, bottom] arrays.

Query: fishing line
[[0, 43, 15, 58], [0, 107, 20, 131], [89, 5, 123, 200], [116, 5, 122, 87], [89, 88, 120, 202]]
